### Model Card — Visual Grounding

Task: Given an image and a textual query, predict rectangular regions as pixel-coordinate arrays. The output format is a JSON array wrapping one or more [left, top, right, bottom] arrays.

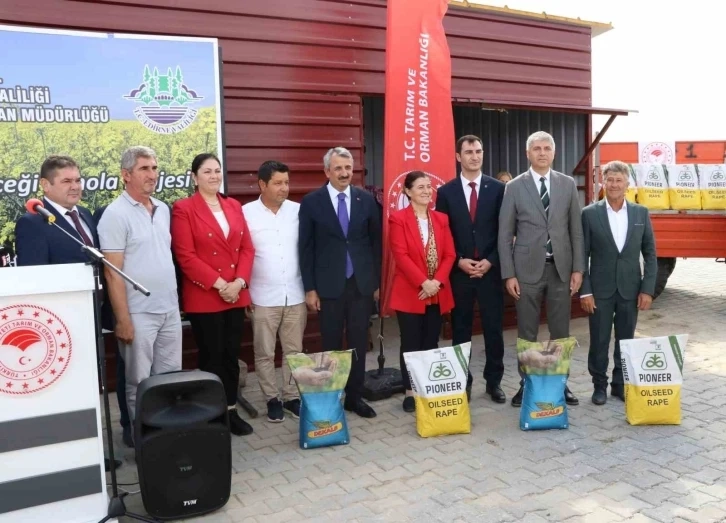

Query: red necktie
[[469, 182, 478, 258], [66, 210, 93, 246], [468, 182, 477, 221]]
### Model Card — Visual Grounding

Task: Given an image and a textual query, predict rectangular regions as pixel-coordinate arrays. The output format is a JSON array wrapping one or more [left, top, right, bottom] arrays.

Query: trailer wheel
[[653, 257, 676, 299]]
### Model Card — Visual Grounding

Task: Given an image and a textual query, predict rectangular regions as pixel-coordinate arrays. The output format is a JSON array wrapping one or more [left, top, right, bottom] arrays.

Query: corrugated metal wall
[[363, 97, 588, 205], [0, 0, 592, 203], [0, 0, 595, 366]]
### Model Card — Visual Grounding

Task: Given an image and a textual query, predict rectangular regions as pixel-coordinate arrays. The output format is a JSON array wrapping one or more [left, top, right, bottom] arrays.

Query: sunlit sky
[[468, 0, 722, 143]]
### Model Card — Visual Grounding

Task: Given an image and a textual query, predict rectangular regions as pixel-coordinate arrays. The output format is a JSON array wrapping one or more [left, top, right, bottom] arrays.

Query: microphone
[[25, 198, 56, 223]]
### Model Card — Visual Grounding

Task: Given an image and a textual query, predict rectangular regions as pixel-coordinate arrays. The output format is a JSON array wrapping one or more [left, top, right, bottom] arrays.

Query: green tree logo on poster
[[123, 65, 204, 134]]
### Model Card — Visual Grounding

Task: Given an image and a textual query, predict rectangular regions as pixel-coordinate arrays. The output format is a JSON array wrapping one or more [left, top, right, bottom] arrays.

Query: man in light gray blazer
[[498, 131, 585, 407], [580, 160, 657, 405]]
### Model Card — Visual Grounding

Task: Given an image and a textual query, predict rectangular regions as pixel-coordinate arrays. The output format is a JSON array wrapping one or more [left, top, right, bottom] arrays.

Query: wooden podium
[[0, 263, 109, 523]]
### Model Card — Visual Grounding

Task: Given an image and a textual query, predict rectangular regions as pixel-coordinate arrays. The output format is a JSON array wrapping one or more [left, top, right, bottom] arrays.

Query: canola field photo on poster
[[0, 25, 223, 245]]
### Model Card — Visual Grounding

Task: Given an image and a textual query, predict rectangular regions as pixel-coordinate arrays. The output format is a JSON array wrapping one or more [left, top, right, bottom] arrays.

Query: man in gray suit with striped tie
[[498, 131, 585, 407]]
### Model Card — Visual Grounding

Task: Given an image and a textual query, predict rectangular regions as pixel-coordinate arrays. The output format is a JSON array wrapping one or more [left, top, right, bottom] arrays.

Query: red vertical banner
[[380, 0, 456, 317]]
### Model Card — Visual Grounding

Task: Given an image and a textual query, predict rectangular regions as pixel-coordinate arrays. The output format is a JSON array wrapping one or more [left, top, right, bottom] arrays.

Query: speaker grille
[[138, 427, 231, 520]]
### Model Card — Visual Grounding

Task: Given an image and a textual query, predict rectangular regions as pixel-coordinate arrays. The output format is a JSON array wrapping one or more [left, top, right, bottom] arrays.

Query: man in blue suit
[[435, 135, 506, 404], [15, 156, 99, 266], [298, 146, 382, 418], [14, 155, 124, 469]]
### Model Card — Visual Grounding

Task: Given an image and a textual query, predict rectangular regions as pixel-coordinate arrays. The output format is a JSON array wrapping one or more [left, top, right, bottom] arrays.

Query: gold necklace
[[413, 206, 428, 219]]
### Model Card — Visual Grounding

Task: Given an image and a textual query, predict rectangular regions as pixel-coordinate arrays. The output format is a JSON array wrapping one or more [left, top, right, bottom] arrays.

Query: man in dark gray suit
[[498, 131, 585, 407], [580, 160, 657, 405]]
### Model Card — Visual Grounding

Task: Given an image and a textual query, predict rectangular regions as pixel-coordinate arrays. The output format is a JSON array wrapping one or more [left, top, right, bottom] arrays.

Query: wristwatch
[[235, 278, 247, 289]]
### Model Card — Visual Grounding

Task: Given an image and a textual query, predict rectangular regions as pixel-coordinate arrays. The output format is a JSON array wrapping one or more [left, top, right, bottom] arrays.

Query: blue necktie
[[337, 193, 354, 278]]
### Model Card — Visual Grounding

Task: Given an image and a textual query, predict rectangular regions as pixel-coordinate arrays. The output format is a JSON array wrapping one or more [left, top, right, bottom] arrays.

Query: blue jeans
[[116, 343, 130, 429]]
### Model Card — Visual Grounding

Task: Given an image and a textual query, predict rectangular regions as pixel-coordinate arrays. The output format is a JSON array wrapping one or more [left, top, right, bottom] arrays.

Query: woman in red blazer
[[389, 171, 456, 412], [171, 153, 255, 436]]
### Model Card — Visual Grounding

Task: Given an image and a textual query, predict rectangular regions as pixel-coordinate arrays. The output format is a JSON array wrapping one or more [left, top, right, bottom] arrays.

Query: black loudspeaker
[[135, 370, 231, 520]]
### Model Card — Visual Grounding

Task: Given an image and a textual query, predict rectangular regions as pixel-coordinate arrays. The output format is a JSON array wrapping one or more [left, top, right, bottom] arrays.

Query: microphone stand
[[46, 219, 157, 523]]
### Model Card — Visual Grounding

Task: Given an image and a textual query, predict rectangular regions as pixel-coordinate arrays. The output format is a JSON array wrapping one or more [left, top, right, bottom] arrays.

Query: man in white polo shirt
[[98, 146, 182, 434], [242, 161, 306, 423]]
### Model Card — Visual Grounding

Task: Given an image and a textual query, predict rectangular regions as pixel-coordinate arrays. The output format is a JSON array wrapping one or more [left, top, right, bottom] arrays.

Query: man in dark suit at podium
[[15, 156, 99, 266], [14, 155, 123, 471], [298, 146, 381, 418]]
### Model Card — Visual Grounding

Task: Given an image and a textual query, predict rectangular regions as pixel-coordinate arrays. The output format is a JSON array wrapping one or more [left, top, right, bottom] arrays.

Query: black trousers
[[450, 269, 505, 388], [588, 292, 638, 388], [397, 305, 442, 390], [187, 308, 245, 407], [318, 277, 373, 402]]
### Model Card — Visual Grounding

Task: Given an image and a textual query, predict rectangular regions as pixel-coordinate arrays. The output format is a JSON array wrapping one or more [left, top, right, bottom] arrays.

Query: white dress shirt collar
[[605, 198, 629, 253], [460, 172, 483, 188], [530, 168, 551, 181], [257, 196, 289, 214], [605, 198, 626, 213], [45, 197, 95, 246], [327, 182, 351, 217], [242, 198, 304, 307], [327, 182, 351, 200], [530, 168, 552, 198], [44, 197, 79, 216]]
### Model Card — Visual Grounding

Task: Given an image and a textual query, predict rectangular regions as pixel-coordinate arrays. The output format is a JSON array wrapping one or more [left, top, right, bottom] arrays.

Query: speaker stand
[[86, 255, 158, 522], [362, 316, 405, 401], [99, 492, 157, 523], [44, 221, 158, 522]]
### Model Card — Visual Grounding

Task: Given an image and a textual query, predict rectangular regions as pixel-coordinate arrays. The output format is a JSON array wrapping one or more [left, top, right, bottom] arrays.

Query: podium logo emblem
[[0, 304, 72, 395]]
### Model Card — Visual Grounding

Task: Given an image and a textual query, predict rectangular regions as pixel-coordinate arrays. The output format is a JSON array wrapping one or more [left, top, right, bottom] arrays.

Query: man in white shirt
[[242, 161, 306, 423], [580, 160, 657, 405]]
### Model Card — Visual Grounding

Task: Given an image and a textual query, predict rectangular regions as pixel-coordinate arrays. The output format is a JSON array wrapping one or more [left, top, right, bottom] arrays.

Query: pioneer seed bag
[[666, 164, 701, 210], [517, 337, 576, 431], [626, 164, 638, 203], [286, 350, 352, 449], [620, 334, 687, 425], [403, 342, 471, 438], [634, 164, 670, 209], [698, 164, 726, 210]]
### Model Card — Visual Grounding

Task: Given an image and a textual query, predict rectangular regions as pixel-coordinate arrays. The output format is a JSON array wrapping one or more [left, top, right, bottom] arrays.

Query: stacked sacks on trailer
[[633, 164, 670, 210], [665, 164, 701, 210], [697, 164, 726, 210]]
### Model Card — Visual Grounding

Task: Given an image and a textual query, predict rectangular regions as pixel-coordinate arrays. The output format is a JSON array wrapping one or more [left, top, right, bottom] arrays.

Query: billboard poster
[[0, 25, 224, 248]]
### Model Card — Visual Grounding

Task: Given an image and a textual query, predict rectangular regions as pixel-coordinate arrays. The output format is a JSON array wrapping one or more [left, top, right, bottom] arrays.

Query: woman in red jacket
[[171, 153, 255, 436], [389, 171, 456, 412]]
